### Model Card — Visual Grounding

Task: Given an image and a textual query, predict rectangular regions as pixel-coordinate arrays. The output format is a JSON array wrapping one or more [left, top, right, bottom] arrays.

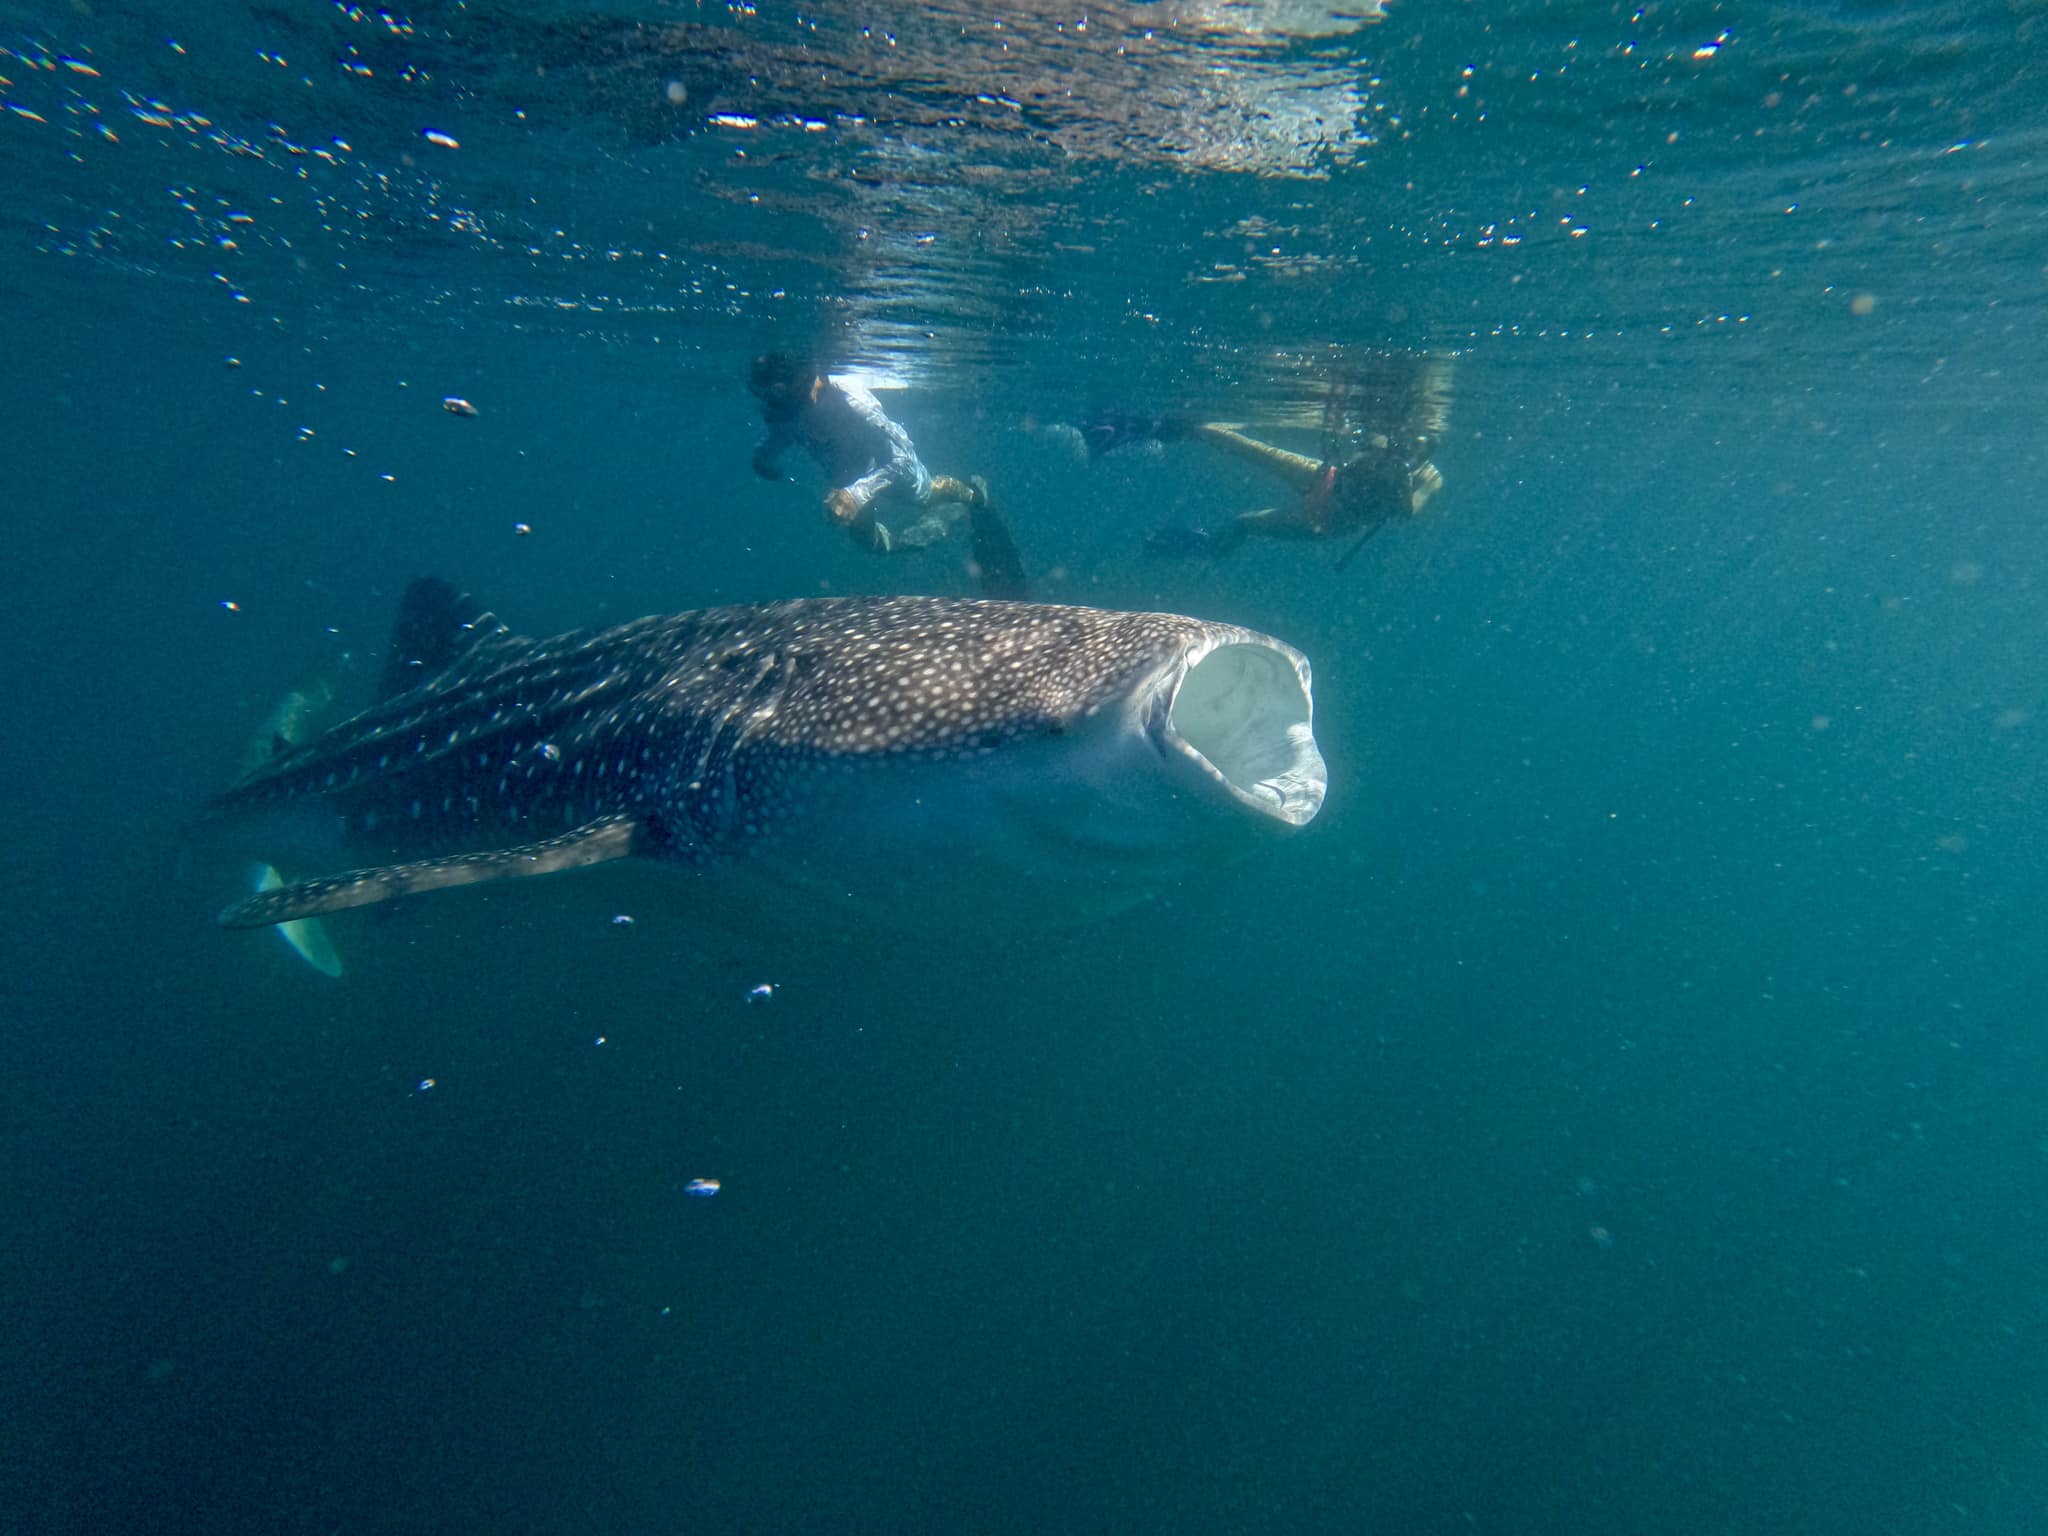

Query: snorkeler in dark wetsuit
[[749, 353, 1027, 598], [1139, 421, 1444, 562], [1080, 351, 1453, 566]]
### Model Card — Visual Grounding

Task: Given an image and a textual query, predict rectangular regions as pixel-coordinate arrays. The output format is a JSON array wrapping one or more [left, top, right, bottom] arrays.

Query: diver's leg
[[927, 473, 984, 508], [1074, 410, 1191, 458], [1188, 423, 1329, 493], [1144, 510, 1261, 558], [887, 511, 954, 551], [839, 474, 946, 554], [1143, 526, 1208, 558], [843, 508, 958, 555]]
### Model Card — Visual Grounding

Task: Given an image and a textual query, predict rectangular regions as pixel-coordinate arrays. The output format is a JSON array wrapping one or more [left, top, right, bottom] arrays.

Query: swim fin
[[967, 484, 1028, 599]]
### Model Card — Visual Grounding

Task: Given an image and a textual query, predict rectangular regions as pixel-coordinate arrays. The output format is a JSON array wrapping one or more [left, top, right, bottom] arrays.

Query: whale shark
[[209, 579, 1327, 933]]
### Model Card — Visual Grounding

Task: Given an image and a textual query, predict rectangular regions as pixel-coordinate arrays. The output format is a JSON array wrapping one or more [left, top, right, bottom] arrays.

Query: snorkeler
[[1087, 351, 1453, 566], [748, 353, 1027, 599]]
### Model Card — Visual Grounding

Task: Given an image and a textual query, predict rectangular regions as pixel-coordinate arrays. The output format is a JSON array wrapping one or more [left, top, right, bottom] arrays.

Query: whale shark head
[[730, 601, 1327, 915]]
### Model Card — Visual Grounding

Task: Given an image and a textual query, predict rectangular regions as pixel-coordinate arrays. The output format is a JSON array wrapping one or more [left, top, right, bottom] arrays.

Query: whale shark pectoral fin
[[219, 815, 645, 930], [254, 865, 346, 976]]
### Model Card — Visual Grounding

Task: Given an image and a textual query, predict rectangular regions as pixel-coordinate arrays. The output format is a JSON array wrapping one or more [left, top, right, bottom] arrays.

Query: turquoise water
[[5, 2, 2048, 1530]]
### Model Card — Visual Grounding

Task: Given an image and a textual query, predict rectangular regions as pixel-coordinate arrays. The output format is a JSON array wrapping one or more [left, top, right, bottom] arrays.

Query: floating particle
[[594, 1036, 607, 1046], [683, 1178, 721, 1198], [421, 128, 459, 149], [745, 982, 776, 1004], [611, 913, 635, 925], [540, 741, 561, 762], [417, 1078, 435, 1091], [441, 395, 477, 417], [220, 599, 241, 612], [513, 521, 533, 536]]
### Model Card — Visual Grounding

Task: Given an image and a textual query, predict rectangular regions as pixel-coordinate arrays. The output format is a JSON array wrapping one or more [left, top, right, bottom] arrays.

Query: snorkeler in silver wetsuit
[[749, 353, 1026, 598]]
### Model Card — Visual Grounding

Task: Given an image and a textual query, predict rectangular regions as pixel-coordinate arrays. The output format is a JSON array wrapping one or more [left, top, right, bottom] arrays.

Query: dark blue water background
[[5, 2, 2048, 1530]]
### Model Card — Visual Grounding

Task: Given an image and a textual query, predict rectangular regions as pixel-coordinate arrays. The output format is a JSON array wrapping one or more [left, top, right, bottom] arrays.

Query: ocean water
[[5, 2, 2048, 1531]]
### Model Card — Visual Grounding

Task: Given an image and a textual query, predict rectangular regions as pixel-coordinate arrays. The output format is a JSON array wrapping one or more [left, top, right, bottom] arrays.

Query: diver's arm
[[752, 420, 797, 481], [837, 466, 894, 515]]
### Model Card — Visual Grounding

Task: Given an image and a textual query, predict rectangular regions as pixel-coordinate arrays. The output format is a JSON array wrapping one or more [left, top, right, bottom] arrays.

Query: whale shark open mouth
[[1158, 634, 1328, 828]]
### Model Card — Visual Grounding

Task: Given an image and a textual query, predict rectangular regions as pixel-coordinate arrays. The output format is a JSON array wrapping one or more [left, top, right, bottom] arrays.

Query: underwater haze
[[5, 1, 2048, 1531]]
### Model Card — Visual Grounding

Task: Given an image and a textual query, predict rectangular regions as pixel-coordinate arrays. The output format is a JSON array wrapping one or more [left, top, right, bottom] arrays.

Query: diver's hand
[[1408, 461, 1444, 514]]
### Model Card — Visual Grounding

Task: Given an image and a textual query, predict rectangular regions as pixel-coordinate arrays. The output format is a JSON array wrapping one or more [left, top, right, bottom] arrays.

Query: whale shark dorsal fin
[[376, 576, 510, 702], [218, 816, 644, 929]]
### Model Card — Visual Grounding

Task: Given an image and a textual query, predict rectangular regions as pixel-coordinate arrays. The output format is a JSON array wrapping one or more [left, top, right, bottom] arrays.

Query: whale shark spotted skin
[[210, 580, 1327, 931]]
